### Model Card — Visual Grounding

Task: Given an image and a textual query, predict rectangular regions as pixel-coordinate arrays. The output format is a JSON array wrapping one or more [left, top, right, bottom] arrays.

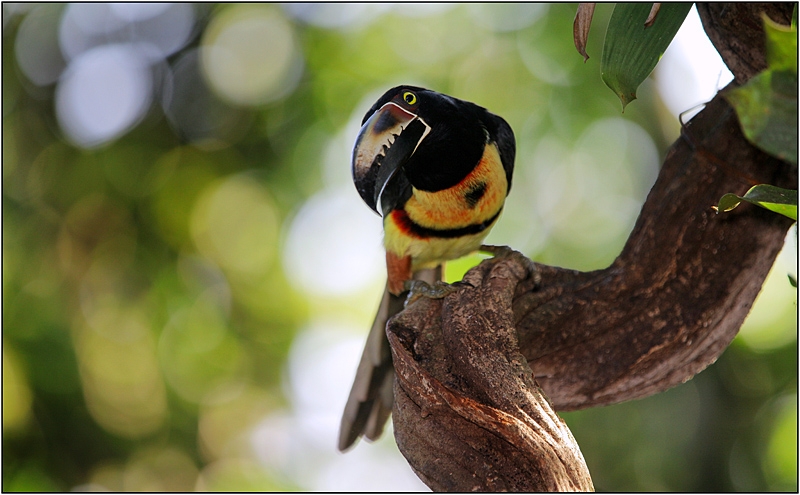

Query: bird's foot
[[402, 279, 473, 307], [479, 244, 541, 287]]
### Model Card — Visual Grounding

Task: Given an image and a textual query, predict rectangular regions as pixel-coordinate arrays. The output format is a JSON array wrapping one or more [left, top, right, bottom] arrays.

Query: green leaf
[[714, 184, 798, 220], [716, 193, 745, 212], [601, 3, 692, 110], [764, 14, 797, 72], [725, 69, 798, 165]]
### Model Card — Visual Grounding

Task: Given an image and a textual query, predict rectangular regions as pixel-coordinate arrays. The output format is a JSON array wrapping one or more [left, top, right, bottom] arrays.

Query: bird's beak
[[352, 102, 430, 215]]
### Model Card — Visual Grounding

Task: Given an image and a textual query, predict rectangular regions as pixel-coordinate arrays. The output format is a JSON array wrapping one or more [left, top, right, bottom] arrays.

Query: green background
[[3, 3, 796, 491]]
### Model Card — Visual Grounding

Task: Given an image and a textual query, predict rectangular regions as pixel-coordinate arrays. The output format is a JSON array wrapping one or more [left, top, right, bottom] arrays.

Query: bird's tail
[[338, 267, 441, 451]]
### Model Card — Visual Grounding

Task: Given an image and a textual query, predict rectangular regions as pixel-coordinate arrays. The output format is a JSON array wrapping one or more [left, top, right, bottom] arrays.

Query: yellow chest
[[383, 142, 508, 269]]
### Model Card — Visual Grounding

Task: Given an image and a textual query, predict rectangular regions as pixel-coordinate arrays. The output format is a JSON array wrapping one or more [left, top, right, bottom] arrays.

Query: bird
[[339, 85, 515, 451]]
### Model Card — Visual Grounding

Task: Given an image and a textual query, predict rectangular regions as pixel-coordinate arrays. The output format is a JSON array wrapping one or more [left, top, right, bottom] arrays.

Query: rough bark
[[389, 257, 593, 491], [515, 89, 794, 410], [389, 3, 796, 491]]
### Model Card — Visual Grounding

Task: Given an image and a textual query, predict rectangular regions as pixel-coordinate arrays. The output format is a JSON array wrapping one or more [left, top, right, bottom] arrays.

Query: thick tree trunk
[[388, 3, 796, 491]]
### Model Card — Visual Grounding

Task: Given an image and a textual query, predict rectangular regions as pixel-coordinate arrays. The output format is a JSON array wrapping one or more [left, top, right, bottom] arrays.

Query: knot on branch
[[387, 254, 594, 492]]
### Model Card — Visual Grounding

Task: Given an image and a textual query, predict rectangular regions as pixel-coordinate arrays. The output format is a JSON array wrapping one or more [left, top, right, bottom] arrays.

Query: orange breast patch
[[403, 143, 508, 230]]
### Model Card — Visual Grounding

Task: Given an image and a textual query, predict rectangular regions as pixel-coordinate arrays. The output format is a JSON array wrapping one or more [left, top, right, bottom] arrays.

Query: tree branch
[[516, 90, 795, 411]]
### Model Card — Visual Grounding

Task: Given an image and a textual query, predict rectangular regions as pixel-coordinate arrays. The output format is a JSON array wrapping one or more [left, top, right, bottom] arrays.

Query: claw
[[479, 244, 541, 287], [403, 279, 469, 307]]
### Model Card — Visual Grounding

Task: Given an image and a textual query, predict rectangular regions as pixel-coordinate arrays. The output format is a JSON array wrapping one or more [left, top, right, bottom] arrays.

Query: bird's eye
[[402, 91, 417, 105]]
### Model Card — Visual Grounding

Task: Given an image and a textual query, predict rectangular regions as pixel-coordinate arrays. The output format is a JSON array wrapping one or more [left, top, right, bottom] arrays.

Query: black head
[[352, 85, 515, 216]]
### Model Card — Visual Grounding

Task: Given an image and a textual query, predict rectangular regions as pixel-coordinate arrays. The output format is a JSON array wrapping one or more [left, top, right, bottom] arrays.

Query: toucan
[[339, 85, 515, 451]]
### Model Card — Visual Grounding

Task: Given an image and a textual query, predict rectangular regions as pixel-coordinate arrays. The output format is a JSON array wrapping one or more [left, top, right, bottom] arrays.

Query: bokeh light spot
[[151, 147, 219, 249], [57, 193, 136, 279], [58, 3, 195, 62], [737, 234, 798, 352], [249, 320, 427, 491], [283, 3, 393, 30], [196, 458, 286, 491], [108, 3, 170, 23], [122, 447, 199, 491], [283, 188, 384, 297], [763, 396, 798, 490], [190, 174, 280, 279], [58, 3, 126, 60], [14, 4, 66, 86], [527, 118, 659, 270], [158, 294, 249, 403], [286, 322, 359, 449], [74, 307, 168, 438], [55, 44, 152, 148], [164, 49, 253, 148], [198, 386, 273, 463], [201, 5, 301, 106], [467, 3, 548, 32], [2, 345, 33, 433]]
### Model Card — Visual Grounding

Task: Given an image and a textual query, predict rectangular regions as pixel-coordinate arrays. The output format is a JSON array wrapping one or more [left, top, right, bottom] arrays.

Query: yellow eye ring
[[402, 91, 417, 105]]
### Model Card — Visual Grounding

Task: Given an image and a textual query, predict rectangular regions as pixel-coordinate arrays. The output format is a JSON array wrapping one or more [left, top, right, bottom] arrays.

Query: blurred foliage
[[2, 3, 796, 492]]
